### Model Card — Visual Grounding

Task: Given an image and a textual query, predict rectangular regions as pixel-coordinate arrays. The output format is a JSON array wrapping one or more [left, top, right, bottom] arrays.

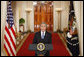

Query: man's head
[[40, 22, 47, 32]]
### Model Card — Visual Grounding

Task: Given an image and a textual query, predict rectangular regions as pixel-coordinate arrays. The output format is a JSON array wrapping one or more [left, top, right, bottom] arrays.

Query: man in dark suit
[[33, 22, 52, 56]]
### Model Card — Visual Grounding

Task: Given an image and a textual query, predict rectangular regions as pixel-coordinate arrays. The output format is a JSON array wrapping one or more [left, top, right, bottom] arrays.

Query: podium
[[28, 43, 53, 56]]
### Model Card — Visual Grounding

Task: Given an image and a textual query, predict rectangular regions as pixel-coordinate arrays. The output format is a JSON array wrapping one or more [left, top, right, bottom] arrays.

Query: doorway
[[34, 1, 53, 32]]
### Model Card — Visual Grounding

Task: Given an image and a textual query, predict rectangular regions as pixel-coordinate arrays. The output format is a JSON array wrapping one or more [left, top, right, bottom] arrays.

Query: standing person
[[33, 22, 52, 56]]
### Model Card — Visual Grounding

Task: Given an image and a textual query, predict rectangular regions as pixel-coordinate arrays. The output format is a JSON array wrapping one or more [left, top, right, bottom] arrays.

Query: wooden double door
[[34, 2, 53, 32]]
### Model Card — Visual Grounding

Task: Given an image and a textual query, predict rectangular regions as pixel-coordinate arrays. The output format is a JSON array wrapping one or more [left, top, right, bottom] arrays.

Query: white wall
[[61, 1, 70, 31], [53, 1, 70, 31], [53, 1, 61, 32], [80, 1, 83, 56], [74, 1, 83, 56], [26, 1, 34, 32], [11, 1, 34, 32], [1, 1, 7, 56]]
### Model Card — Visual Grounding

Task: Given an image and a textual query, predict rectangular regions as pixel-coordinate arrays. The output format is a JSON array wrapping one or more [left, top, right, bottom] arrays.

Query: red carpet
[[17, 33, 71, 56]]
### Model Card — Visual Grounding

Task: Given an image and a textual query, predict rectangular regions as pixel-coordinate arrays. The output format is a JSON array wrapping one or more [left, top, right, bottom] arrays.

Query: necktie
[[41, 32, 44, 39]]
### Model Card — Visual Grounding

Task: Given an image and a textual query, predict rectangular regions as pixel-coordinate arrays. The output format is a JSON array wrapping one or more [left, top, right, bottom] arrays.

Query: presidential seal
[[37, 43, 45, 51]]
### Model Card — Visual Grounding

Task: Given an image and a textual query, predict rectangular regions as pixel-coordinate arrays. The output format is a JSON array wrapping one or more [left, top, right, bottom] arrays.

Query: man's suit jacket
[[33, 31, 52, 56]]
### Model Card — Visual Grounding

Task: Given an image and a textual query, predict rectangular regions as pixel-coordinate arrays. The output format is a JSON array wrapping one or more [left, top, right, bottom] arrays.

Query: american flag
[[4, 1, 16, 56]]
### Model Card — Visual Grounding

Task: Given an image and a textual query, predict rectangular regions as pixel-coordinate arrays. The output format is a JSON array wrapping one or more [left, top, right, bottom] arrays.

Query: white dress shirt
[[41, 31, 46, 36], [41, 31, 46, 39]]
